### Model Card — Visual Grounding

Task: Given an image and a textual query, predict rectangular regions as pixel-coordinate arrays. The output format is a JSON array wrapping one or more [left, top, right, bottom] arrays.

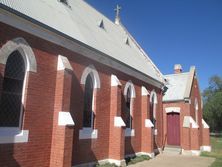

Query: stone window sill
[[0, 127, 29, 144], [79, 128, 98, 139], [125, 128, 135, 137]]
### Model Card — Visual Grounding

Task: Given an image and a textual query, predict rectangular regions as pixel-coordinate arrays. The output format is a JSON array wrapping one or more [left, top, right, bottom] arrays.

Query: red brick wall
[[163, 101, 190, 147], [0, 22, 57, 167], [163, 76, 204, 151], [0, 22, 164, 166], [190, 77, 203, 147]]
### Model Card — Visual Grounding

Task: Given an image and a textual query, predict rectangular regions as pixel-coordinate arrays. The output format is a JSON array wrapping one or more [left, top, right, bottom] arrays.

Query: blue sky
[[86, 0, 222, 91]]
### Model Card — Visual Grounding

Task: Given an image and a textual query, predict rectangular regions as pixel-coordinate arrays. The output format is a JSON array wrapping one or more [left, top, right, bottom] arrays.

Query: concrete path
[[130, 154, 215, 167]]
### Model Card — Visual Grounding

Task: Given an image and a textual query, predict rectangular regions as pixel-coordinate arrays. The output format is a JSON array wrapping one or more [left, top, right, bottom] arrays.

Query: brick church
[[0, 0, 210, 166]]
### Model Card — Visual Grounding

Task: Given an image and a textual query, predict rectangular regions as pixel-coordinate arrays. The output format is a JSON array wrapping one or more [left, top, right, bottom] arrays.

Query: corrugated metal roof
[[163, 72, 189, 101], [0, 0, 164, 83]]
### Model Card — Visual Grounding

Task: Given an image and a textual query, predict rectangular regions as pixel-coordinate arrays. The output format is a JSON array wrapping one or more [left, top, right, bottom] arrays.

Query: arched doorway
[[167, 112, 180, 146]]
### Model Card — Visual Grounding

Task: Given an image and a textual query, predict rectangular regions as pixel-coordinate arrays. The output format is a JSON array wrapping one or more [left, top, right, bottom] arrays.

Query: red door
[[167, 113, 180, 146]]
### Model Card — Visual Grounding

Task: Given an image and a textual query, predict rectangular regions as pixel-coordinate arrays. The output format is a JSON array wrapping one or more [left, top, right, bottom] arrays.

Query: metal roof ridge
[[164, 72, 189, 77], [118, 22, 165, 83]]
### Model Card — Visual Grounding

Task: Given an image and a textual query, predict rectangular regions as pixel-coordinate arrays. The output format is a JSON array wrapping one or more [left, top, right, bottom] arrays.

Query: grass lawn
[[201, 136, 222, 167]]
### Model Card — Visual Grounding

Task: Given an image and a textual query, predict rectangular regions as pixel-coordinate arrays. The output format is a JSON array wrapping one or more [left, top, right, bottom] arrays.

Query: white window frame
[[0, 37, 37, 144], [124, 81, 136, 137], [150, 90, 158, 135], [79, 65, 100, 139], [195, 98, 199, 124]]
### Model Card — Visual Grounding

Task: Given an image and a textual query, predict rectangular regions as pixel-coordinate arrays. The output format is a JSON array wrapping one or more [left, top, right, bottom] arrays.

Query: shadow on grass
[[125, 155, 151, 166], [201, 136, 222, 167]]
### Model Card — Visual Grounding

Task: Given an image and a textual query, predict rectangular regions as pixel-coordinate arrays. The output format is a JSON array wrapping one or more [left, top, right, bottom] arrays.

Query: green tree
[[202, 75, 222, 132]]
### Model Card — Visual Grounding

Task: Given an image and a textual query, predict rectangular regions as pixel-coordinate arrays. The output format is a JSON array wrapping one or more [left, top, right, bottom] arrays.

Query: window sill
[[125, 128, 135, 137], [0, 128, 29, 144], [79, 128, 98, 139]]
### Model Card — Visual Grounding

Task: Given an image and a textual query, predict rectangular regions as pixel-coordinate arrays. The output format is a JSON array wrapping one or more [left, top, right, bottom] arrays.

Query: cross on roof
[[114, 4, 121, 24]]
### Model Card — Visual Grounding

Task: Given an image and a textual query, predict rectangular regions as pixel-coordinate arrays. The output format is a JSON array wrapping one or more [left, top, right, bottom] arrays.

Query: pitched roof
[[163, 72, 190, 101], [163, 66, 196, 102], [0, 0, 164, 84]]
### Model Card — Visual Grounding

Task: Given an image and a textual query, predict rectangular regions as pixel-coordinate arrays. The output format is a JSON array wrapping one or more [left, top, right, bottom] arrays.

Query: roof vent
[[125, 37, 130, 46], [60, 0, 68, 5], [98, 20, 105, 29], [174, 64, 182, 74]]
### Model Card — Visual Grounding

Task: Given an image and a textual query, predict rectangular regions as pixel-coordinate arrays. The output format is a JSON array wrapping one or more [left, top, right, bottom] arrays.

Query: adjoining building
[[163, 64, 211, 155], [0, 0, 210, 166]]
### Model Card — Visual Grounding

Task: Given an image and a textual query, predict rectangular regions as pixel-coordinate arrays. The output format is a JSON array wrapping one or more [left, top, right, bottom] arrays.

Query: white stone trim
[[73, 161, 96, 167], [58, 112, 75, 126], [114, 116, 125, 127], [111, 74, 121, 86], [73, 158, 126, 167], [57, 55, 73, 71], [191, 150, 201, 156], [202, 119, 209, 128], [183, 116, 199, 128], [154, 129, 158, 135], [150, 90, 158, 104], [200, 146, 211, 152], [141, 86, 150, 96], [81, 65, 101, 89], [79, 128, 98, 139], [125, 128, 135, 137], [124, 81, 136, 98], [136, 152, 155, 158], [181, 149, 200, 156], [98, 159, 126, 166], [145, 119, 154, 128], [0, 128, 29, 144], [165, 107, 181, 113], [0, 37, 34, 129], [0, 37, 37, 72]]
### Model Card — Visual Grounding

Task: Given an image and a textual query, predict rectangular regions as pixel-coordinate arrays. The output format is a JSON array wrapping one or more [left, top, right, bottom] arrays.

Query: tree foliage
[[202, 75, 222, 132]]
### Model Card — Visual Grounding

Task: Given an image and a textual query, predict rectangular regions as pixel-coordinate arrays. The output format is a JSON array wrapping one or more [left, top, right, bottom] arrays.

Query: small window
[[150, 93, 156, 127], [125, 37, 130, 46], [98, 20, 105, 29], [126, 86, 132, 128], [60, 0, 68, 5], [0, 51, 26, 127], [195, 98, 198, 124], [83, 74, 94, 128]]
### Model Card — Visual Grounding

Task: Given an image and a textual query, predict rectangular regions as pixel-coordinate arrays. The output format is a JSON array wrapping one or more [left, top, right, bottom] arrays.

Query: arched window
[[124, 81, 135, 130], [0, 51, 26, 127], [126, 86, 132, 128], [150, 90, 157, 128], [83, 74, 94, 128], [195, 98, 198, 124]]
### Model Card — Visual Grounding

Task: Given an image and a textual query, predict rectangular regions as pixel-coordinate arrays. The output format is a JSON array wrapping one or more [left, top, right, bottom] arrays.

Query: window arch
[[195, 98, 199, 124], [0, 51, 26, 127], [81, 65, 100, 128], [83, 74, 94, 128], [126, 86, 132, 128], [124, 81, 135, 129], [0, 38, 37, 129], [150, 90, 158, 127]]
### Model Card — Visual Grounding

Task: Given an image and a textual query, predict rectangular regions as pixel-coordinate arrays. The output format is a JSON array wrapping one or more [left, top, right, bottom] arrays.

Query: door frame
[[165, 107, 181, 146]]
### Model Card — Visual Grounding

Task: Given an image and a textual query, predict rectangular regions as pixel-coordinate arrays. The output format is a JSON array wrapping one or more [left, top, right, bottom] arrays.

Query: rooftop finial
[[114, 4, 121, 25]]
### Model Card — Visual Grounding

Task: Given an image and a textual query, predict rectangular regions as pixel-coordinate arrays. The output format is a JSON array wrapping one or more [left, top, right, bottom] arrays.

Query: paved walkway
[[130, 154, 215, 167]]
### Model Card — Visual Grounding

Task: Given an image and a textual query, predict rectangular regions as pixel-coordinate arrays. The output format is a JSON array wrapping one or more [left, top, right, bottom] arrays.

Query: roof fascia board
[[0, 7, 164, 88], [184, 66, 195, 99], [163, 99, 185, 103]]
